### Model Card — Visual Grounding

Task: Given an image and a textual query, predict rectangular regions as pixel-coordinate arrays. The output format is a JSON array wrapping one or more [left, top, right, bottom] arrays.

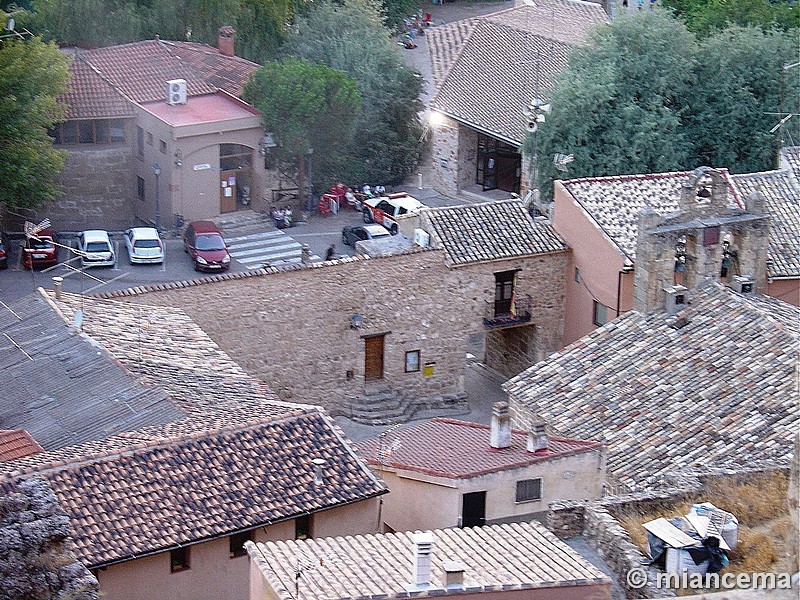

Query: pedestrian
[[637, 0, 643, 9], [325, 244, 336, 261]]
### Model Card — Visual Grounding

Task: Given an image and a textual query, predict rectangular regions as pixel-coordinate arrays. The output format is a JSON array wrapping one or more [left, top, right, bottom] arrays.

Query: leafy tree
[[242, 57, 361, 198], [282, 0, 424, 187], [687, 26, 800, 172], [0, 36, 69, 209], [663, 0, 798, 35], [19, 0, 143, 46], [382, 0, 420, 30], [532, 11, 696, 198]]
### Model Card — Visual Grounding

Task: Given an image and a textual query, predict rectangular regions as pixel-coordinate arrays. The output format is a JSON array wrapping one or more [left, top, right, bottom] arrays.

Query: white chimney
[[663, 284, 689, 315], [490, 401, 511, 449], [527, 420, 548, 453], [412, 532, 434, 586], [442, 560, 465, 588]]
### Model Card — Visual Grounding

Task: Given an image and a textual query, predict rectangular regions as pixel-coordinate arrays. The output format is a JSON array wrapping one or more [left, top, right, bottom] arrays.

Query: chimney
[[442, 560, 465, 588], [217, 25, 235, 57], [490, 401, 511, 449], [52, 276, 63, 299], [663, 284, 689, 315], [527, 420, 548, 453], [412, 532, 434, 586]]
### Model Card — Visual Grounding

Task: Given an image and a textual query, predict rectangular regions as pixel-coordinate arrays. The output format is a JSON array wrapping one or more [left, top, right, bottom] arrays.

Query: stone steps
[[213, 210, 275, 237], [346, 387, 470, 425]]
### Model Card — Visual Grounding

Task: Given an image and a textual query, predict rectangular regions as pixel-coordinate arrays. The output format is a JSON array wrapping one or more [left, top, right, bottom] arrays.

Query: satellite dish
[[526, 122, 538, 133]]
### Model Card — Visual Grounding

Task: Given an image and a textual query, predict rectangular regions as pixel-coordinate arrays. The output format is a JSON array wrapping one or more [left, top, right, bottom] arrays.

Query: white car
[[362, 192, 426, 235], [124, 227, 164, 264], [78, 230, 115, 267]]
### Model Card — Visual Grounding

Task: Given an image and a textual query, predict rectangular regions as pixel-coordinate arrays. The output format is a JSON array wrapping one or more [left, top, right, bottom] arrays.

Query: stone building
[[97, 200, 568, 417], [1, 291, 386, 600], [10, 28, 271, 233], [355, 404, 605, 533], [425, 0, 607, 199]]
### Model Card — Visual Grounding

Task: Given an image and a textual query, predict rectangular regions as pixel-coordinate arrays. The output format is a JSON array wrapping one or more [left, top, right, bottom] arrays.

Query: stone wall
[[97, 247, 566, 414], [47, 146, 135, 233], [428, 116, 460, 197], [0, 478, 98, 600]]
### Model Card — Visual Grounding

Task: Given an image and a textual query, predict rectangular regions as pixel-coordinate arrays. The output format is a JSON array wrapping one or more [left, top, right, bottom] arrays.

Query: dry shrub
[[727, 527, 778, 573], [702, 473, 789, 527]]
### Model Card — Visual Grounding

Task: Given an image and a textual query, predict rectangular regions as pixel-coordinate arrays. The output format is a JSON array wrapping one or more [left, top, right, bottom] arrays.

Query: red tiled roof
[[355, 418, 602, 479], [4, 411, 387, 568], [0, 430, 44, 462], [60, 57, 135, 120], [163, 40, 258, 98]]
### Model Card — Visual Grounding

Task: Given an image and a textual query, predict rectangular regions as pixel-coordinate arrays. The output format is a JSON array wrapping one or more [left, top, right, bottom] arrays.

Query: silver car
[[124, 227, 164, 264]]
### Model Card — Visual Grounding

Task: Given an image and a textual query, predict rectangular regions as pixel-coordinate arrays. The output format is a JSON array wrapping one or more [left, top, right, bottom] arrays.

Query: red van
[[183, 221, 231, 272]]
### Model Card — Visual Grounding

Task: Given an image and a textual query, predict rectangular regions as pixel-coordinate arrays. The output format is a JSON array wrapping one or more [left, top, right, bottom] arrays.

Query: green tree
[[382, 0, 420, 30], [663, 0, 798, 35], [283, 0, 423, 187], [532, 11, 697, 198], [242, 57, 361, 199], [687, 26, 800, 172], [0, 36, 69, 209]]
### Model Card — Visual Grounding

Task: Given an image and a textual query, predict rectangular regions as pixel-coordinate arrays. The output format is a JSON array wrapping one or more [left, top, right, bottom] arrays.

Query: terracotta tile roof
[[0, 293, 184, 452], [163, 40, 258, 98], [420, 199, 567, 265], [61, 39, 259, 118], [559, 170, 743, 259], [355, 418, 602, 478], [0, 430, 44, 462], [248, 521, 610, 599], [60, 57, 135, 120], [429, 2, 607, 143], [731, 170, 800, 278], [781, 146, 800, 177], [2, 411, 387, 568], [504, 280, 799, 489]]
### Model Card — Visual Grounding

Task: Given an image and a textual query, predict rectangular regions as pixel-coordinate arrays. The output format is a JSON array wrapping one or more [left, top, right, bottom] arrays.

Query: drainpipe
[[616, 260, 635, 317]]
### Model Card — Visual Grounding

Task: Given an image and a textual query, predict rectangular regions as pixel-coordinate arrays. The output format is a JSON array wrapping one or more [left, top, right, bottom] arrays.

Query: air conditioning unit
[[166, 79, 187, 105], [413, 228, 430, 248], [731, 275, 754, 295], [663, 284, 689, 315]]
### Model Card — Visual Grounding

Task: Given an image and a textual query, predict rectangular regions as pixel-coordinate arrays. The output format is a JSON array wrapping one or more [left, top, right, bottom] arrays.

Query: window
[[137, 126, 144, 158], [515, 478, 542, 503], [159, 139, 167, 154], [405, 350, 420, 373], [50, 120, 126, 145], [229, 531, 253, 558], [703, 226, 720, 246], [574, 267, 581, 283], [137, 176, 145, 200], [147, 132, 154, 146], [170, 547, 190, 572], [295, 514, 312, 540], [593, 301, 607, 326]]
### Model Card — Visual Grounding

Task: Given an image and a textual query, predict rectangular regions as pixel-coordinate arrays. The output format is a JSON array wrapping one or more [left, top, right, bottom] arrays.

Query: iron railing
[[483, 295, 532, 329]]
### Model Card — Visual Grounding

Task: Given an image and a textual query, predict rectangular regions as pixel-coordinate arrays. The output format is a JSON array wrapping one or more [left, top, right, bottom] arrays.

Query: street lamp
[[152, 163, 162, 232], [305, 148, 314, 212]]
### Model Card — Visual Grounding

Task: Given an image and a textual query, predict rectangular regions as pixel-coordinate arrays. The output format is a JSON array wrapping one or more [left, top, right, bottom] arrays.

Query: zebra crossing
[[225, 230, 321, 269]]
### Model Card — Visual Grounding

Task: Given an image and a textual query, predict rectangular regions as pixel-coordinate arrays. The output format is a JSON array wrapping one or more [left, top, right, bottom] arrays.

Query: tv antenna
[[553, 153, 574, 172]]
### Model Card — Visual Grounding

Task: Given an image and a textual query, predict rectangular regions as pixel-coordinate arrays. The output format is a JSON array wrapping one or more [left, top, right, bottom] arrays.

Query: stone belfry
[[633, 166, 771, 314]]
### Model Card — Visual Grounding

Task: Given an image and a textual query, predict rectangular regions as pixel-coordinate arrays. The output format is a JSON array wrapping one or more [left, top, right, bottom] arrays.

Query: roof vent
[[442, 560, 465, 588], [411, 532, 434, 586], [663, 284, 689, 315], [166, 79, 187, 105], [730, 275, 754, 295]]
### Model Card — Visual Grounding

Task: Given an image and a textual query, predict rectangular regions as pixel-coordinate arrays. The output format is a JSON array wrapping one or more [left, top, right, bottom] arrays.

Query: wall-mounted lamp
[[350, 314, 363, 329], [174, 149, 182, 167]]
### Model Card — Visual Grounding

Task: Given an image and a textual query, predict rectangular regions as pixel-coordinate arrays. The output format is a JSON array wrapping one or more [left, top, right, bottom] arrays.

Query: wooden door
[[364, 335, 385, 381], [220, 170, 237, 214], [462, 491, 486, 527], [494, 270, 516, 316]]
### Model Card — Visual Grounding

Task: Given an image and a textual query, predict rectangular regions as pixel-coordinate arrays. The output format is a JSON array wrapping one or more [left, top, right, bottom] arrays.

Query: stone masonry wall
[[98, 248, 566, 414], [0, 478, 99, 600], [428, 117, 460, 197]]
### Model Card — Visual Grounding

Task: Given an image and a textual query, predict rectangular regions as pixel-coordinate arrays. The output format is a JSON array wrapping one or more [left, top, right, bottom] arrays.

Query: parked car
[[362, 192, 426, 235], [0, 235, 8, 270], [183, 220, 231, 272], [22, 229, 58, 269], [341, 224, 392, 247], [124, 227, 164, 264], [77, 230, 115, 268]]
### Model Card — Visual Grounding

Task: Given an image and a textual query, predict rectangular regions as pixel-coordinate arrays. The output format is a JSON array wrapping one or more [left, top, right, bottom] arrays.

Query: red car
[[23, 229, 58, 269], [183, 220, 231, 272]]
